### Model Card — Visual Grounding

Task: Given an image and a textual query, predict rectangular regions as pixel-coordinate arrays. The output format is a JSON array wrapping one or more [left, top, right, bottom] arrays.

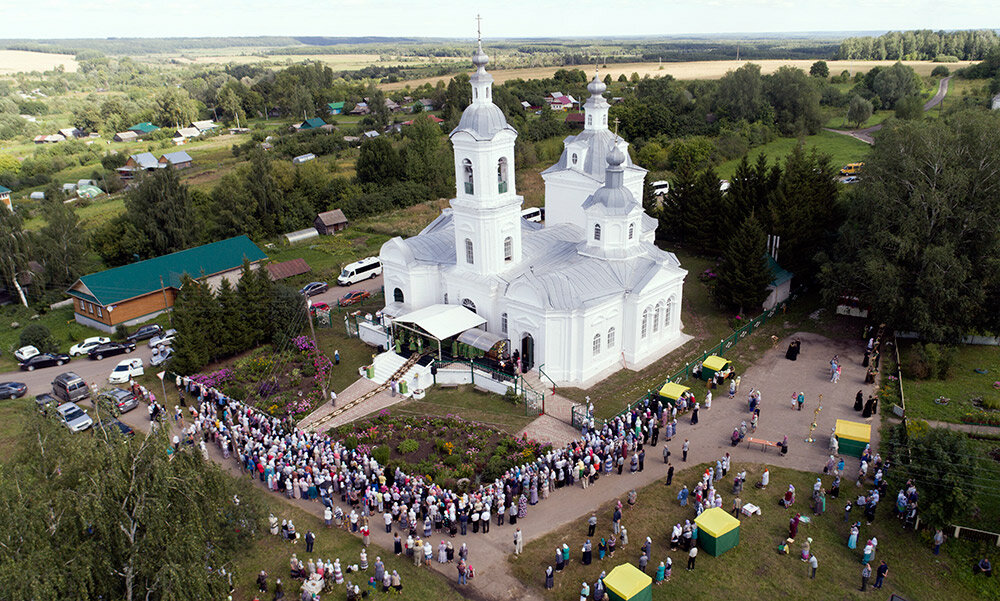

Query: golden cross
[[613, 117, 620, 137], [476, 14, 482, 43]]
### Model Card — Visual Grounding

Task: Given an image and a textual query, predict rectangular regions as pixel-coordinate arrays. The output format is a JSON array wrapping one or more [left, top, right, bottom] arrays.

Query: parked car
[[96, 418, 135, 438], [0, 381, 28, 399], [108, 358, 144, 384], [52, 372, 90, 403], [125, 324, 164, 343], [338, 290, 371, 307], [19, 352, 71, 371], [56, 402, 93, 432], [14, 345, 39, 362], [309, 301, 330, 315], [299, 281, 329, 297], [34, 392, 58, 414], [69, 336, 111, 356], [87, 341, 136, 360], [150, 346, 174, 367], [148, 329, 177, 349], [96, 388, 140, 414]]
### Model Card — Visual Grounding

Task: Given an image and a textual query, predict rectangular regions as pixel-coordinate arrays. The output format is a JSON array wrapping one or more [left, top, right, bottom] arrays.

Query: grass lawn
[[231, 492, 464, 601], [967, 438, 1000, 524], [716, 130, 871, 181], [897, 342, 1000, 424], [265, 231, 390, 290], [354, 198, 452, 239], [0, 398, 28, 458], [381, 384, 536, 434], [822, 109, 896, 131], [511, 463, 999, 601], [0, 305, 110, 371]]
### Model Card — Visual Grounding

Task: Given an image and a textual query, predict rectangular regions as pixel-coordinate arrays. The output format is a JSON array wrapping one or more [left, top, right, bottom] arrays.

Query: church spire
[[470, 15, 493, 105], [583, 65, 609, 131]]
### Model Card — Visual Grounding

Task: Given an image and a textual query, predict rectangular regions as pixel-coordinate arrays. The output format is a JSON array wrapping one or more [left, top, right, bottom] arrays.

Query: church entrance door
[[521, 333, 534, 371]]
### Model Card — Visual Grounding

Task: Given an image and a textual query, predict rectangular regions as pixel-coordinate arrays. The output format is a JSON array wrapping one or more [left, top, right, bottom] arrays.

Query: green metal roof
[[0, 185, 10, 194], [128, 122, 159, 133], [766, 255, 793, 287], [300, 117, 327, 129], [67, 235, 266, 306], [328, 102, 345, 110]]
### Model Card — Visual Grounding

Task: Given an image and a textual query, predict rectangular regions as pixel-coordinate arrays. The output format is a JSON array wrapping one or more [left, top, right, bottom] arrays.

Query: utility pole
[[159, 275, 172, 327]]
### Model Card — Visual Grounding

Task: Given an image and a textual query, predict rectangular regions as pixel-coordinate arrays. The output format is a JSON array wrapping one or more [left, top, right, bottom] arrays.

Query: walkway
[[923, 419, 1000, 436], [119, 331, 880, 601], [825, 75, 952, 145]]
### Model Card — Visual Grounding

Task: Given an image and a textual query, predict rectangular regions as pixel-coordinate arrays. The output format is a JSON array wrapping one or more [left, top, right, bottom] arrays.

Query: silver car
[[56, 402, 93, 432]]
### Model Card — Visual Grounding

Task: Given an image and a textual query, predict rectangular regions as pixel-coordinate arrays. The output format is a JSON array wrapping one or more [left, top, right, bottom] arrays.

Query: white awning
[[457, 328, 505, 351], [392, 304, 486, 340]]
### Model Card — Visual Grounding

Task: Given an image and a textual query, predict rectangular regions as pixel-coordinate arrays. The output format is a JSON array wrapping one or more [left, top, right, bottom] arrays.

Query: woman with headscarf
[[582, 539, 592, 565], [608, 534, 617, 558], [854, 390, 864, 411], [655, 561, 666, 584], [545, 566, 554, 589], [391, 570, 402, 593], [598, 537, 607, 561], [848, 523, 860, 550], [783, 485, 796, 508], [789, 513, 801, 539], [579, 581, 590, 601], [801, 537, 812, 561], [518, 493, 528, 519], [438, 541, 448, 564], [862, 396, 875, 418]]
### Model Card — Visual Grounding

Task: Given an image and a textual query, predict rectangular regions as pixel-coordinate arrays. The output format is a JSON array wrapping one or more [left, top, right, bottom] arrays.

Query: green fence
[[608, 301, 789, 424]]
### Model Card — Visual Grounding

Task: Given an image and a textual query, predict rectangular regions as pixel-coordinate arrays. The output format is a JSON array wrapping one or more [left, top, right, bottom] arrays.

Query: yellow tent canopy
[[835, 419, 871, 443], [695, 506, 740, 538], [604, 563, 652, 599], [702, 355, 730, 372], [658, 382, 690, 400]]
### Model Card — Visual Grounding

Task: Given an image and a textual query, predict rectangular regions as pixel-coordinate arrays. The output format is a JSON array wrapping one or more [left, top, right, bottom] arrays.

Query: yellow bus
[[840, 162, 864, 176]]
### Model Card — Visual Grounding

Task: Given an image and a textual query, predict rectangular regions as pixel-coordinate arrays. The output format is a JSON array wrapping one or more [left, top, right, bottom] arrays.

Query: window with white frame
[[465, 238, 474, 264], [504, 236, 513, 261], [594, 223, 601, 241], [501, 312, 508, 334], [641, 307, 649, 338], [607, 327, 615, 348], [593, 333, 601, 355]]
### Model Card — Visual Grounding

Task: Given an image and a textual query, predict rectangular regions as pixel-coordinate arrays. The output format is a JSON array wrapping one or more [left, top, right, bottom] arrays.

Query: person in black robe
[[854, 391, 864, 412], [862, 351, 870, 368], [691, 404, 699, 425], [785, 340, 799, 360], [862, 396, 875, 418], [582, 540, 592, 565]]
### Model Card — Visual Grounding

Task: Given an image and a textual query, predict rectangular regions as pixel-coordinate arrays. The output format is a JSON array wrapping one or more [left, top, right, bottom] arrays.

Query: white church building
[[379, 39, 689, 386]]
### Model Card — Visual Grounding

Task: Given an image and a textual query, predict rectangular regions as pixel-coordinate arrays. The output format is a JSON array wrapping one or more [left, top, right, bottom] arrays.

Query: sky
[[2, 0, 998, 39]]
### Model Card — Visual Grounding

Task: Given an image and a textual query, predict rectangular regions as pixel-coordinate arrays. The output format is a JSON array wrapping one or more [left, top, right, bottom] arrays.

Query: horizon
[[2, 0, 999, 42]]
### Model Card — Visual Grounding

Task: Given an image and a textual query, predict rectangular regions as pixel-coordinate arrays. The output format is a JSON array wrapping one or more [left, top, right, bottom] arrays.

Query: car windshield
[[340, 269, 350, 278], [113, 365, 129, 372], [64, 408, 84, 421]]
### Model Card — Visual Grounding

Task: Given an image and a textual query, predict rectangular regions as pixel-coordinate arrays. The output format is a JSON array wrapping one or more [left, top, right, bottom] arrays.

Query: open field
[[898, 342, 1000, 424], [512, 462, 1000, 601], [0, 49, 78, 74], [384, 59, 975, 90], [716, 130, 871, 180], [144, 50, 464, 71]]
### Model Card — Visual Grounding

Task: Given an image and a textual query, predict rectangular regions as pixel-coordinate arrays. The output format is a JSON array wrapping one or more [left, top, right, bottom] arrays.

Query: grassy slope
[[377, 384, 536, 434], [511, 463, 999, 601], [716, 130, 871, 181], [899, 342, 1000, 423]]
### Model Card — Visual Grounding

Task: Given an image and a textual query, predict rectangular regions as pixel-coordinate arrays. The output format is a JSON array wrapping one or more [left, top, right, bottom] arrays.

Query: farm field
[[144, 50, 464, 71], [0, 49, 78, 74], [383, 59, 975, 89]]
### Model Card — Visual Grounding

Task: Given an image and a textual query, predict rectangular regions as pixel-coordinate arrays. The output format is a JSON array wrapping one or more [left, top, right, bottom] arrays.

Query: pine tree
[[714, 214, 772, 316], [214, 278, 245, 359], [235, 259, 271, 349], [170, 275, 216, 374], [682, 167, 726, 253]]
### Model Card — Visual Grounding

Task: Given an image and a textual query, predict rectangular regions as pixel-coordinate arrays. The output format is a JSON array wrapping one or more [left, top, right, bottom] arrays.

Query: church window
[[587, 115, 593, 126], [641, 307, 650, 339], [504, 236, 513, 261], [463, 159, 474, 194], [593, 333, 601, 356], [474, 88, 478, 99], [465, 238, 474, 264], [463, 298, 477, 314], [664, 296, 674, 330], [603, 114, 607, 126], [607, 327, 616, 348], [498, 157, 508, 193], [501, 313, 508, 334], [629, 223, 634, 240], [393, 288, 404, 303], [443, 293, 448, 304], [572, 153, 578, 165], [594, 224, 601, 241], [654, 301, 663, 333]]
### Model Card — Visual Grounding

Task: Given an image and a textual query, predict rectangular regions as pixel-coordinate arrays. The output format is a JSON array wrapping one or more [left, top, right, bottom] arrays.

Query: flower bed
[[332, 411, 551, 489], [961, 411, 1000, 427], [191, 336, 333, 420]]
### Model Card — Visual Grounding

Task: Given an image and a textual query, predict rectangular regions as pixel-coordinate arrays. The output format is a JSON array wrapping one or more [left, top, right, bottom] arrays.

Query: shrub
[[18, 323, 56, 353], [902, 343, 957, 380], [931, 65, 951, 77], [397, 439, 419, 454], [372, 446, 390, 465], [933, 55, 960, 64], [344, 435, 359, 451]]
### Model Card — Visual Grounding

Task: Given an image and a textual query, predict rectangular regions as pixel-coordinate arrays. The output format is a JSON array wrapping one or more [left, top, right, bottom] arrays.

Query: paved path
[[114, 330, 880, 601], [825, 76, 952, 145], [922, 419, 1000, 436]]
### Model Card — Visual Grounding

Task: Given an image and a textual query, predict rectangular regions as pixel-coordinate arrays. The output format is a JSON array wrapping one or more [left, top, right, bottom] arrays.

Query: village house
[[297, 117, 327, 130], [314, 209, 348, 235], [128, 122, 160, 138], [117, 152, 162, 180], [113, 130, 138, 143], [328, 101, 345, 115], [266, 258, 311, 281], [350, 102, 370, 115], [159, 151, 193, 170], [0, 184, 11, 212], [191, 119, 216, 133], [66, 236, 267, 332], [173, 127, 201, 143], [546, 92, 577, 111]]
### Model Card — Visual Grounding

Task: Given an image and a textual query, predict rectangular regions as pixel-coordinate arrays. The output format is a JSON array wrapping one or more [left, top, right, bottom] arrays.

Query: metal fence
[[432, 358, 544, 417]]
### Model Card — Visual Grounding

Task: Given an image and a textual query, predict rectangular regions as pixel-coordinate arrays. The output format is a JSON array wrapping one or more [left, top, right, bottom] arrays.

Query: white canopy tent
[[391, 304, 487, 359]]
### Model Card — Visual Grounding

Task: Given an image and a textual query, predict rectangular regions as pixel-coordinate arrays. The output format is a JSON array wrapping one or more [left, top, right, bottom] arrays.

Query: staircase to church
[[304, 352, 422, 433], [521, 369, 554, 396]]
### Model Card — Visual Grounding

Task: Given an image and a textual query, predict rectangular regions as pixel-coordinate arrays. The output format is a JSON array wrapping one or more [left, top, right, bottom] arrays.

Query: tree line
[[835, 29, 1000, 62]]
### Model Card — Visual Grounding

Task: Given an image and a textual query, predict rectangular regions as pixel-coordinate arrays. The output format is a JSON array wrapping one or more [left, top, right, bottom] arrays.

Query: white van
[[521, 207, 544, 223], [338, 257, 382, 286]]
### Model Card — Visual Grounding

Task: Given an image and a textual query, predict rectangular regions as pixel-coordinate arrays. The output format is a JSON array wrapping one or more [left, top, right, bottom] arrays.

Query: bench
[[746, 437, 780, 452]]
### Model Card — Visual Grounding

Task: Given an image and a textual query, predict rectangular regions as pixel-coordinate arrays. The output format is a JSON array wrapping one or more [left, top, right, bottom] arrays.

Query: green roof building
[[128, 122, 160, 135], [299, 117, 327, 130], [66, 235, 266, 332], [328, 101, 345, 115], [0, 184, 10, 212]]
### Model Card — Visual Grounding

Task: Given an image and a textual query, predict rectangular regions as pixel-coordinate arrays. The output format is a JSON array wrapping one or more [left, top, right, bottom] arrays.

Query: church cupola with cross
[[449, 19, 523, 276]]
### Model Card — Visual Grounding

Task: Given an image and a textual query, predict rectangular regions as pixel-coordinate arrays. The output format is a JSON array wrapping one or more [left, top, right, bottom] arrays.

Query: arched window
[[628, 223, 634, 240], [462, 298, 477, 314], [607, 327, 616, 348], [572, 153, 578, 165], [594, 223, 601, 241], [465, 238, 474, 264], [462, 158, 474, 194], [504, 236, 513, 262], [443, 293, 448, 304], [501, 312, 508, 334], [653, 301, 663, 333], [603, 114, 607, 126], [497, 157, 508, 193], [393, 287, 404, 303], [664, 296, 674, 330], [587, 115, 593, 126], [593, 333, 601, 356], [641, 307, 650, 339]]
